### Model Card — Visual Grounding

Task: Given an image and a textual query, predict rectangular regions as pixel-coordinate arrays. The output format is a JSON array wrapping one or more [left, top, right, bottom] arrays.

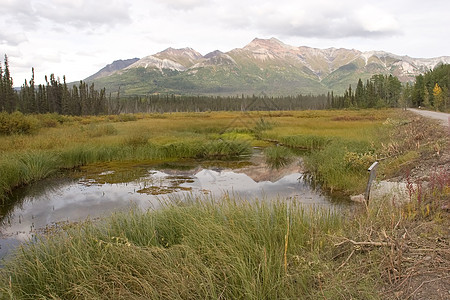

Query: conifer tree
[[423, 87, 430, 108], [0, 64, 4, 111], [2, 55, 17, 112]]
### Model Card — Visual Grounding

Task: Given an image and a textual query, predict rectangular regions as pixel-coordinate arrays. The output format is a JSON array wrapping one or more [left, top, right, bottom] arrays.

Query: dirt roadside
[[380, 109, 450, 300], [407, 108, 450, 128]]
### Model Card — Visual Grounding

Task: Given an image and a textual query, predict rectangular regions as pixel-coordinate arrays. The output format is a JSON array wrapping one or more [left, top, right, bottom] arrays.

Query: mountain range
[[85, 38, 450, 96]]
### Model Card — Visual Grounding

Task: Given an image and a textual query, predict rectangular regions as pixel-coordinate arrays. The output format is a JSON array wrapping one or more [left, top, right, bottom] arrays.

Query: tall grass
[[0, 152, 60, 199], [280, 135, 332, 150], [304, 139, 375, 193], [264, 145, 295, 169], [0, 197, 382, 299]]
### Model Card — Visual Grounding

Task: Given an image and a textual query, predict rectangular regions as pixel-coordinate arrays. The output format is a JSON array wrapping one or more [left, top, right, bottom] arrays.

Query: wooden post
[[364, 161, 379, 204]]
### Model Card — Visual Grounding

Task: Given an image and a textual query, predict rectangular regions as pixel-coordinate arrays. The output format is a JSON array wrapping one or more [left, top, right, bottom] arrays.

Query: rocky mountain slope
[[85, 58, 139, 81], [86, 38, 450, 96]]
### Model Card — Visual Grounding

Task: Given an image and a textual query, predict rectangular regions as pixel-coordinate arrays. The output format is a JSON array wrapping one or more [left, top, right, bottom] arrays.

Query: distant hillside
[[85, 58, 139, 81], [85, 38, 450, 96]]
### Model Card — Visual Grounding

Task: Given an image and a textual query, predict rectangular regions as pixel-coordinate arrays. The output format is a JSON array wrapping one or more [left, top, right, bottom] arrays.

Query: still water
[[0, 151, 346, 259]]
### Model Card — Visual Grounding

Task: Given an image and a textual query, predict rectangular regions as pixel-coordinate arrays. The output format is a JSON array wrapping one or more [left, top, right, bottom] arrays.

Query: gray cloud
[[255, 16, 401, 39], [0, 0, 34, 16], [33, 0, 131, 29], [217, 1, 401, 39], [0, 0, 132, 32], [0, 0, 39, 30], [0, 31, 28, 46]]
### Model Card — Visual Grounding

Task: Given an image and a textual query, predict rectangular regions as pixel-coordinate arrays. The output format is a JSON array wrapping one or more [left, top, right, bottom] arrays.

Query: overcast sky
[[1, 0, 449, 85]]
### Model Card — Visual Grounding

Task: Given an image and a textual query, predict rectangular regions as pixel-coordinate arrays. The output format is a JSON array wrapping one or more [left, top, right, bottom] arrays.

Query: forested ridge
[[1, 54, 449, 115]]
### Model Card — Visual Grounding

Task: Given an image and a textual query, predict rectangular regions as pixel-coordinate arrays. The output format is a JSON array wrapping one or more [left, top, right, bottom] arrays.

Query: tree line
[[1, 54, 449, 115], [332, 65, 449, 111], [330, 74, 403, 109], [1, 55, 109, 115], [115, 93, 329, 113], [407, 63, 449, 110]]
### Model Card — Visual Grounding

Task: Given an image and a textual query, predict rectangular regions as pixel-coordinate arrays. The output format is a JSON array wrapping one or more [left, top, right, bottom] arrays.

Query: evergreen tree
[[2, 55, 17, 112], [355, 78, 364, 107], [0, 64, 4, 111], [423, 88, 430, 108]]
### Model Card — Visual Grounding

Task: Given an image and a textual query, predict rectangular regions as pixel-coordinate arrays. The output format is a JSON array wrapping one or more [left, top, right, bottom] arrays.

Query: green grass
[[280, 135, 333, 150], [0, 152, 61, 199], [304, 139, 376, 193], [263, 145, 295, 169], [0, 196, 384, 299]]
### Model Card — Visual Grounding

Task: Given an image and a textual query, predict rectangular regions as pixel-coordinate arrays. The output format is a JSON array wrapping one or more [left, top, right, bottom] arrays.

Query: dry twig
[[334, 238, 394, 248]]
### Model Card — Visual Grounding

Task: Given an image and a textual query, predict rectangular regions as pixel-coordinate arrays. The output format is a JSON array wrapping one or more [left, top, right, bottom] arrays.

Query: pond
[[0, 149, 348, 260]]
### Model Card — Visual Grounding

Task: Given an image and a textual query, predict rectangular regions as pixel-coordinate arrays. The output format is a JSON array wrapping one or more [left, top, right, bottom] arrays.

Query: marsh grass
[[3, 187, 447, 299], [196, 140, 251, 159], [1, 110, 446, 299], [0, 152, 60, 199], [0, 196, 383, 299], [84, 124, 118, 138], [304, 139, 375, 193], [280, 135, 333, 150], [14, 169, 450, 299], [264, 145, 295, 169]]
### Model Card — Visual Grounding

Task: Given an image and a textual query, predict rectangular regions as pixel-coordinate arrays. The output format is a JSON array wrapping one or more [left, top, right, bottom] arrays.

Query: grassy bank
[[0, 112, 259, 200], [0, 197, 370, 299]]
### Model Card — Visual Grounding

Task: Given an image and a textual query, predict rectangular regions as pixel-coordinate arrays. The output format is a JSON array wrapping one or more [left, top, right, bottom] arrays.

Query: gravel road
[[407, 108, 450, 127]]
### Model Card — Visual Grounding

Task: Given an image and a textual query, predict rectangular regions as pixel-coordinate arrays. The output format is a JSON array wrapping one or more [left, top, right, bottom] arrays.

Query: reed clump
[[0, 152, 60, 199], [264, 145, 295, 169]]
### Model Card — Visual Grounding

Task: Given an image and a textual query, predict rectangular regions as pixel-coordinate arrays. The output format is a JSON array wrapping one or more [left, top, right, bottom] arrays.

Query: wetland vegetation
[[0, 108, 449, 299], [0, 109, 398, 201]]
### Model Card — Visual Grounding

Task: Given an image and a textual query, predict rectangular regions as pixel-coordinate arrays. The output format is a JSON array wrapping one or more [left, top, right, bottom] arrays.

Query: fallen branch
[[336, 249, 355, 271], [334, 238, 394, 247]]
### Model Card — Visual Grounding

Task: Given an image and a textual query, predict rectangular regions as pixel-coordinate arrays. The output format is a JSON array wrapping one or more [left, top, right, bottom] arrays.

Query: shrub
[[116, 114, 138, 122], [0, 111, 40, 135]]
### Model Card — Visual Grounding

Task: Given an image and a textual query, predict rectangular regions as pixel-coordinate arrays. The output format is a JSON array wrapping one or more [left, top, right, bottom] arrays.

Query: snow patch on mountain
[[125, 56, 186, 72]]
